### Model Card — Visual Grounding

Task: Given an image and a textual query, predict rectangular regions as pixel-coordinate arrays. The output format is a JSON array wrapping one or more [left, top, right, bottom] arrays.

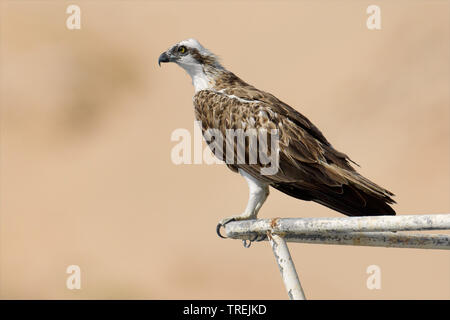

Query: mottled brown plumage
[[160, 39, 396, 218]]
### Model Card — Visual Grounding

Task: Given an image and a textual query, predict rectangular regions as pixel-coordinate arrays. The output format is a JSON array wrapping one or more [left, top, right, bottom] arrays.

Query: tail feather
[[312, 184, 396, 216], [273, 182, 396, 216]]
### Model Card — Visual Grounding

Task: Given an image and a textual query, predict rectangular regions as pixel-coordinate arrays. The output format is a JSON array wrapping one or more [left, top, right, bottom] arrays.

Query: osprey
[[159, 39, 395, 236]]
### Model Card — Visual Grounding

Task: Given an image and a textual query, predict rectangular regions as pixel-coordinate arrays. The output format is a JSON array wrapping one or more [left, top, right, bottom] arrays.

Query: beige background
[[1, 1, 449, 299]]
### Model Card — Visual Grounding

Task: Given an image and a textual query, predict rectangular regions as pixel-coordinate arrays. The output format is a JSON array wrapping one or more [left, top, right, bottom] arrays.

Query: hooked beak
[[158, 52, 171, 67]]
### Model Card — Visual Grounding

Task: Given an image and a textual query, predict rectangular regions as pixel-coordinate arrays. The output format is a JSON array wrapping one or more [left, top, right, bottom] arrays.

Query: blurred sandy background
[[0, 1, 449, 299]]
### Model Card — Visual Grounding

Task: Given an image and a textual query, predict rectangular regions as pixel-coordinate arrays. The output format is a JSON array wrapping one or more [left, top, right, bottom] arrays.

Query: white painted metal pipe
[[225, 214, 450, 235], [223, 214, 450, 300], [268, 233, 306, 300], [225, 214, 450, 250], [282, 231, 449, 249]]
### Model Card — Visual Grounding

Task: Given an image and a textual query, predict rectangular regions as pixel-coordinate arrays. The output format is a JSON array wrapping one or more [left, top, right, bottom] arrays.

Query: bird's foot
[[216, 213, 265, 247], [216, 216, 237, 239], [241, 233, 267, 248], [216, 214, 255, 239], [216, 214, 250, 239]]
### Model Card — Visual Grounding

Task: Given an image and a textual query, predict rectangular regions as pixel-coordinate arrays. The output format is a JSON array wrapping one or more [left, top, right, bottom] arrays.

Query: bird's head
[[158, 38, 220, 69], [158, 39, 223, 90]]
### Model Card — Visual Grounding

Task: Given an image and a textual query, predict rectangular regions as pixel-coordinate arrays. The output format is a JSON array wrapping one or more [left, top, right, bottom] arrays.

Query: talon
[[249, 233, 258, 242], [242, 233, 265, 247], [216, 223, 227, 239], [242, 239, 252, 248], [216, 218, 236, 239], [255, 234, 267, 242]]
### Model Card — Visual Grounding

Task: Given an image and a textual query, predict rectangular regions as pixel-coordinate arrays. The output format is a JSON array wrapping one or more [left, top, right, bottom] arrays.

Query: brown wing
[[193, 86, 395, 216], [213, 72, 333, 148]]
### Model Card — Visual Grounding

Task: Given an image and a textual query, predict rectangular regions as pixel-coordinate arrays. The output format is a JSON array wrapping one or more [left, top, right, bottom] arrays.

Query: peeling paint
[[225, 215, 450, 250], [269, 234, 306, 300]]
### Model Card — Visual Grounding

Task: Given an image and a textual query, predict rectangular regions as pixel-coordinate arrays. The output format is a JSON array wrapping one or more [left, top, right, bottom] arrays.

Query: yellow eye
[[178, 46, 187, 54]]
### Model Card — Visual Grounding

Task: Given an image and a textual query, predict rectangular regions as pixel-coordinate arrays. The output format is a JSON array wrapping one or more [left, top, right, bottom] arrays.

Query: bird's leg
[[220, 170, 270, 224], [217, 170, 269, 239]]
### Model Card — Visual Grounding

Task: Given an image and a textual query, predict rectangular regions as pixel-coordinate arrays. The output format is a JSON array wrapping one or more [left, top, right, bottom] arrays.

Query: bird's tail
[[273, 171, 396, 217], [311, 183, 396, 216]]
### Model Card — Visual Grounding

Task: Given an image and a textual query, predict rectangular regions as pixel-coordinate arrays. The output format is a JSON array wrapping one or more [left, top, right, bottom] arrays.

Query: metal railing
[[222, 213, 450, 300]]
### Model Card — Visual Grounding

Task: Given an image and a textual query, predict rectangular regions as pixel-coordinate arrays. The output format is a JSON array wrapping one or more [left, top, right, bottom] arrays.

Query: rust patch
[[353, 237, 361, 246], [270, 217, 280, 230]]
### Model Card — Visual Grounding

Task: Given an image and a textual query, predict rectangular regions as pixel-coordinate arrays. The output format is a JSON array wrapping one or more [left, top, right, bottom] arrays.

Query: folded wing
[[193, 83, 395, 216]]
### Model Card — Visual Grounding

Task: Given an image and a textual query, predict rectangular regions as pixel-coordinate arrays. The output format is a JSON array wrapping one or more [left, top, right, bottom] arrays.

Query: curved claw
[[239, 233, 266, 248], [216, 223, 227, 239], [255, 234, 267, 242], [242, 240, 252, 248], [216, 218, 236, 239], [249, 233, 257, 242]]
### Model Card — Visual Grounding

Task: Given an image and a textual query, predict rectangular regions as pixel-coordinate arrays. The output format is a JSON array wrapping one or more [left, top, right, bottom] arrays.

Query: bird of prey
[[159, 39, 395, 235]]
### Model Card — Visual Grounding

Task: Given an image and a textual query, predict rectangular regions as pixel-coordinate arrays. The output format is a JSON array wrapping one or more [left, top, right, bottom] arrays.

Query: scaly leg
[[217, 169, 269, 238]]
